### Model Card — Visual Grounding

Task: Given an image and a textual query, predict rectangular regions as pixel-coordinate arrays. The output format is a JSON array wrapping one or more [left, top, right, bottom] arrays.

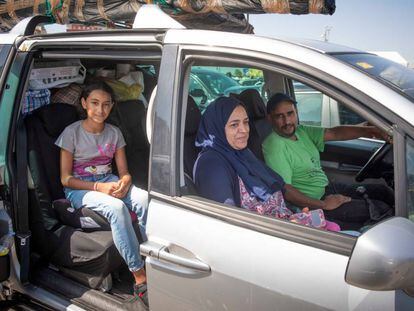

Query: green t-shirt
[[262, 125, 328, 200]]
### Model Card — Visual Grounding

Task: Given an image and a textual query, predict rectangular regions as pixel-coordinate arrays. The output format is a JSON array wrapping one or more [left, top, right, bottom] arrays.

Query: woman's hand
[[322, 194, 351, 210], [96, 182, 119, 195]]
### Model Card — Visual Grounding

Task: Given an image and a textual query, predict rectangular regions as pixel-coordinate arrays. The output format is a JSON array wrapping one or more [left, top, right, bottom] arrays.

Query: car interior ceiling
[[20, 55, 158, 301]]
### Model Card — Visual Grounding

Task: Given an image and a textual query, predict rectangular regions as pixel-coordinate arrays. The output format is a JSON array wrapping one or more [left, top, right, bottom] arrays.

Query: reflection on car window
[[189, 66, 265, 112], [338, 104, 365, 125], [293, 82, 323, 126], [0, 45, 9, 80], [293, 80, 365, 127], [406, 137, 414, 222], [333, 53, 414, 101]]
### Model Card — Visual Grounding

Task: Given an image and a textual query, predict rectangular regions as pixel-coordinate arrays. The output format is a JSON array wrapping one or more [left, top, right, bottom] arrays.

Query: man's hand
[[370, 127, 393, 143], [96, 182, 119, 195], [323, 194, 351, 210], [112, 177, 131, 199]]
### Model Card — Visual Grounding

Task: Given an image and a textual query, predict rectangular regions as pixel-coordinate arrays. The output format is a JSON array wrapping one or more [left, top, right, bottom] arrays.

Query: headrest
[[236, 89, 266, 120], [185, 96, 201, 135], [33, 103, 79, 137]]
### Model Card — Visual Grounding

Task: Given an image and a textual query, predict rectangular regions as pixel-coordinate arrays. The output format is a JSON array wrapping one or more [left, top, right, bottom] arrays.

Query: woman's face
[[225, 105, 249, 150], [81, 89, 113, 124]]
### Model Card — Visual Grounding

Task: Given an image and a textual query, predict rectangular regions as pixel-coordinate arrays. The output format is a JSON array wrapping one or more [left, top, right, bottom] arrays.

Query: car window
[[406, 137, 414, 222], [0, 45, 9, 78], [333, 53, 414, 100], [0, 44, 12, 167], [292, 80, 365, 127], [292, 81, 323, 126], [337, 104, 365, 125], [189, 66, 265, 112]]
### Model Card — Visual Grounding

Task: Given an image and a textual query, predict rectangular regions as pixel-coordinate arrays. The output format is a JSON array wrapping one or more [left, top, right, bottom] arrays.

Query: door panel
[[144, 198, 394, 310]]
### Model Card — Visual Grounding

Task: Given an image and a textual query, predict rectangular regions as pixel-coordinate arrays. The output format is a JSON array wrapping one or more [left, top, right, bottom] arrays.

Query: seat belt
[[16, 118, 30, 284]]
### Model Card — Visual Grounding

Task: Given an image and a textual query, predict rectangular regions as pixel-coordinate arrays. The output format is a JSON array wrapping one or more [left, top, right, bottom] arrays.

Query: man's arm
[[284, 184, 350, 210], [324, 125, 390, 142]]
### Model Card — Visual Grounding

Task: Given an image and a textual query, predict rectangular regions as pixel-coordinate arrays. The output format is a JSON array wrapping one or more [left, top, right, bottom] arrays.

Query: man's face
[[268, 101, 298, 138]]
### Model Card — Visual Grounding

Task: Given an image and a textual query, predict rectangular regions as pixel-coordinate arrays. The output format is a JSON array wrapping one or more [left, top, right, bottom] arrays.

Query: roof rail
[[133, 5, 185, 30], [10, 15, 53, 36]]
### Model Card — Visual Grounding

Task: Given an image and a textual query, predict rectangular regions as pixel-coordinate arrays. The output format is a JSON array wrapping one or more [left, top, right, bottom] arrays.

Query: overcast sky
[[249, 0, 414, 64]]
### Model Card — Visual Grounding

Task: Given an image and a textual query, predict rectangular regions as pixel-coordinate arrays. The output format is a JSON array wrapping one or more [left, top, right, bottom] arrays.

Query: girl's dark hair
[[81, 81, 115, 102]]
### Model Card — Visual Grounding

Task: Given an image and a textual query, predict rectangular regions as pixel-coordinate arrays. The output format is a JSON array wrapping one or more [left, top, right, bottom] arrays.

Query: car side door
[[0, 35, 20, 284], [143, 43, 400, 310]]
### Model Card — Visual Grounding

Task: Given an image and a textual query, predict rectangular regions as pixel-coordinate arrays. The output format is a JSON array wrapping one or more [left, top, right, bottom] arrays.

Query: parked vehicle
[[190, 67, 263, 111], [1, 6, 414, 311]]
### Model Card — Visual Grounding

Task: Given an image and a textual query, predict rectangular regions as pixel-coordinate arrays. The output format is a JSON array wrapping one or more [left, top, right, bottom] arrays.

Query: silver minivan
[[1, 6, 414, 311]]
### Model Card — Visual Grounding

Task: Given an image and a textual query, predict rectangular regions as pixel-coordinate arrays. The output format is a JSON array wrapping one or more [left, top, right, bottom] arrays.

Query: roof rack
[[10, 15, 53, 36]]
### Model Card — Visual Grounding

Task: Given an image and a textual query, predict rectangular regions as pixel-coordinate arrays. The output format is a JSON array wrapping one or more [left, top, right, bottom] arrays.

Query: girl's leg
[[121, 185, 148, 241], [65, 188, 144, 273]]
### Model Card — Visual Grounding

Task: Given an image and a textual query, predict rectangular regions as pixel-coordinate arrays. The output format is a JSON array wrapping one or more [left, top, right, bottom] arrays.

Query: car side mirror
[[345, 217, 414, 296], [190, 88, 206, 98]]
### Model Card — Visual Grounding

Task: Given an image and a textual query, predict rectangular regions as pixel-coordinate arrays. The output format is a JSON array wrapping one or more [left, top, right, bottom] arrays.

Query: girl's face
[[225, 105, 250, 150], [81, 89, 113, 124]]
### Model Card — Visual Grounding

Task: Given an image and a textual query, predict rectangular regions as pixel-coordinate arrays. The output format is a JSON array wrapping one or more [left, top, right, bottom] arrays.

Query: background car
[[190, 67, 264, 111]]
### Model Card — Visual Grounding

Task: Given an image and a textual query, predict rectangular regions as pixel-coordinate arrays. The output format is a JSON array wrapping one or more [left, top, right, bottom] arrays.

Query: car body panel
[[146, 198, 397, 310]]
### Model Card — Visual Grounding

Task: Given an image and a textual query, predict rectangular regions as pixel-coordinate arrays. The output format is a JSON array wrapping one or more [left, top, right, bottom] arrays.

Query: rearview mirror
[[345, 217, 414, 295]]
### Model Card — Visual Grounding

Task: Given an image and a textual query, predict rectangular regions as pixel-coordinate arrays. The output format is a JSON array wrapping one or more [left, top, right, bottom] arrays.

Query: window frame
[[170, 45, 401, 255]]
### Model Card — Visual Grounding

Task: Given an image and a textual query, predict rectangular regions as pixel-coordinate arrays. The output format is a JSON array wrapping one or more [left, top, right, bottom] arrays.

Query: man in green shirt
[[263, 93, 393, 229]]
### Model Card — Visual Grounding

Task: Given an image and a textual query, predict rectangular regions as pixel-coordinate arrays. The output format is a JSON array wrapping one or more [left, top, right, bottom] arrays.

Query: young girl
[[55, 81, 148, 304]]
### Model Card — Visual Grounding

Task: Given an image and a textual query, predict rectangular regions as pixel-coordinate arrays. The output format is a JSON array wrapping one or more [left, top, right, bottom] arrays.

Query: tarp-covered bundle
[[0, 0, 335, 33]]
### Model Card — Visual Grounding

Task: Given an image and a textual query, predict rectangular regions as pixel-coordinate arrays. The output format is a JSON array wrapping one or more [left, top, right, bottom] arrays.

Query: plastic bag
[[105, 79, 143, 102]]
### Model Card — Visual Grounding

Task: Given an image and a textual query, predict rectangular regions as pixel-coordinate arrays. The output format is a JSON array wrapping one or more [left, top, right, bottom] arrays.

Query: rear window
[[333, 53, 414, 101]]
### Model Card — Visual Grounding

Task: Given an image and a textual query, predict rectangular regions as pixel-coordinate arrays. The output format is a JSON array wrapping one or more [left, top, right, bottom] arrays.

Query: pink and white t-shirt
[[55, 120, 126, 177]]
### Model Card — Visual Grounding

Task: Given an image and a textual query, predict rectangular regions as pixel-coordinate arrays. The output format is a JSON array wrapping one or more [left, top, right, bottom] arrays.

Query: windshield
[[333, 53, 414, 101], [192, 69, 239, 96]]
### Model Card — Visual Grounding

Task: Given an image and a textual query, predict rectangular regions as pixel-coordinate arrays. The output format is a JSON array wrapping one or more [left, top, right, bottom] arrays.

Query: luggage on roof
[[0, 0, 335, 33]]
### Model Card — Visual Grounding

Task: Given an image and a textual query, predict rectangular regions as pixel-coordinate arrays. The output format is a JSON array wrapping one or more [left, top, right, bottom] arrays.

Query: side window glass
[[0, 45, 9, 78], [189, 66, 265, 112], [292, 81, 323, 126], [406, 137, 414, 222], [292, 80, 366, 127], [0, 44, 12, 167], [337, 104, 366, 125]]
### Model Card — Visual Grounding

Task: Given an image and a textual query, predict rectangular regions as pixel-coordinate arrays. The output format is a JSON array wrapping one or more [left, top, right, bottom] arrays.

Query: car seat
[[236, 89, 272, 161], [25, 103, 123, 289], [107, 100, 149, 188], [184, 96, 202, 177]]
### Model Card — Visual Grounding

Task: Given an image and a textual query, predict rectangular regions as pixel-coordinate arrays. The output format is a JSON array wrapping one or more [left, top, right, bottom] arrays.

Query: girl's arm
[[112, 147, 132, 197], [60, 149, 94, 190], [114, 147, 131, 182]]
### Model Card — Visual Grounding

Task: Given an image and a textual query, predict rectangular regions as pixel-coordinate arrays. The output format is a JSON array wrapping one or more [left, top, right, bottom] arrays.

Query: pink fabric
[[129, 211, 138, 222], [238, 177, 340, 231], [324, 220, 341, 232]]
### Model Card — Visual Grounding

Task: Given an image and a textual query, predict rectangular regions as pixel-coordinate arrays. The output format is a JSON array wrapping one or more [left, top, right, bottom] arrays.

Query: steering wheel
[[355, 142, 392, 182]]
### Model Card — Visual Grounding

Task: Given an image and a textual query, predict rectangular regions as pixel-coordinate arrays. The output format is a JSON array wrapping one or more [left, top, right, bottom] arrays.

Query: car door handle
[[141, 241, 211, 272]]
